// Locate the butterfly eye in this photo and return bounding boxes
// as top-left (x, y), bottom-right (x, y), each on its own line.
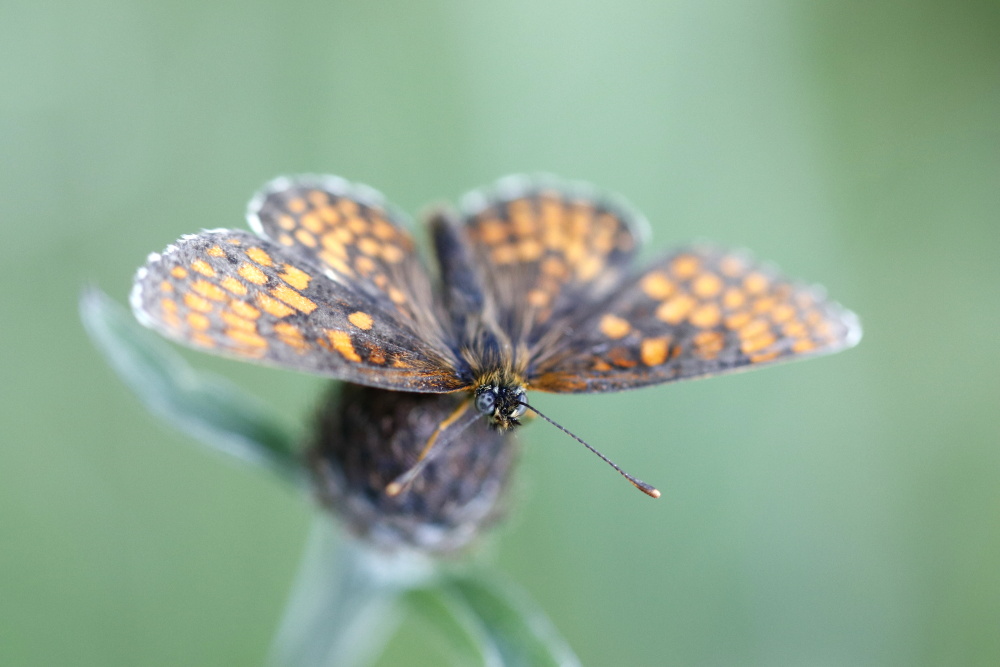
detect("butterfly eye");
top-left (475, 389), bottom-right (497, 414)
top-left (509, 402), bottom-right (527, 419)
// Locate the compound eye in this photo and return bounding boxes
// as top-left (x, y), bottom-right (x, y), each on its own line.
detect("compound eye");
top-left (475, 389), bottom-right (496, 414)
top-left (509, 401), bottom-right (527, 419)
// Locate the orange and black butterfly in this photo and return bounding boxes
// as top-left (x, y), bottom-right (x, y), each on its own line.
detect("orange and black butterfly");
top-left (132, 175), bottom-right (861, 496)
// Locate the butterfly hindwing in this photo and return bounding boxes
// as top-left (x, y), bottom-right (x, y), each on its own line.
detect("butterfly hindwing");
top-left (529, 246), bottom-right (861, 393)
top-left (130, 229), bottom-right (468, 392)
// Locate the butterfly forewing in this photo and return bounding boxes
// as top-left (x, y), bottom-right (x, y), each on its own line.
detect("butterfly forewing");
top-left (457, 176), bottom-right (646, 349)
top-left (130, 229), bottom-right (468, 392)
top-left (529, 246), bottom-right (861, 393)
top-left (247, 175), bottom-right (447, 344)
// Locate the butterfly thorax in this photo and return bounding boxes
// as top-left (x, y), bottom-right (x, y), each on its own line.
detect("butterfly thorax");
top-left (473, 371), bottom-right (528, 431)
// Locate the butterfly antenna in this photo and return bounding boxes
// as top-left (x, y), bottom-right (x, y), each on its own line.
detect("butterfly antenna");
top-left (522, 401), bottom-right (661, 499)
top-left (385, 399), bottom-right (480, 497)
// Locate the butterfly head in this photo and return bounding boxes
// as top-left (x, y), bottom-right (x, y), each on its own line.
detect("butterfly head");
top-left (474, 383), bottom-right (528, 431)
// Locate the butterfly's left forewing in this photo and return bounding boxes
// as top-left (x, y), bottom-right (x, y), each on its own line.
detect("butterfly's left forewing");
top-left (131, 230), bottom-right (468, 392)
top-left (529, 246), bottom-right (861, 393)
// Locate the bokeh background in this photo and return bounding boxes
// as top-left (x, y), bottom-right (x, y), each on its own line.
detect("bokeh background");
top-left (3, 1), bottom-right (999, 665)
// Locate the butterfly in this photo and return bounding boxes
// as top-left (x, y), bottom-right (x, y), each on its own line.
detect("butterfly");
top-left (132, 174), bottom-right (861, 496)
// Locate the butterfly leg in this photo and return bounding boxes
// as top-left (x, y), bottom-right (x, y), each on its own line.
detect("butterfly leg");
top-left (384, 397), bottom-right (477, 496)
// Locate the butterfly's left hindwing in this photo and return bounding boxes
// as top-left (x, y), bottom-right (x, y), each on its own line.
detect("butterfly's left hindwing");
top-left (528, 246), bottom-right (861, 393)
top-left (131, 230), bottom-right (469, 392)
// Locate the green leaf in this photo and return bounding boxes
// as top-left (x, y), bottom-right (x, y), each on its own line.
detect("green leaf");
top-left (407, 570), bottom-right (581, 667)
top-left (80, 286), bottom-right (305, 487)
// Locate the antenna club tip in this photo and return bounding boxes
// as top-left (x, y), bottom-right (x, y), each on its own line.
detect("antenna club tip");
top-left (384, 482), bottom-right (403, 497)
top-left (648, 488), bottom-right (662, 499)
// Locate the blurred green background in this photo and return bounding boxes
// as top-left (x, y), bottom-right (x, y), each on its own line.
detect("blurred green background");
top-left (3, 0), bottom-right (999, 665)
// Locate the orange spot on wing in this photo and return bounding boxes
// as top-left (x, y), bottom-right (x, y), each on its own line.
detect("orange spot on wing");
top-left (641, 272), bottom-right (675, 300)
top-left (739, 318), bottom-right (771, 340)
top-left (191, 280), bottom-right (227, 301)
top-left (190, 260), bottom-right (216, 277)
top-left (220, 277), bottom-right (248, 296)
top-left (599, 314), bottom-right (632, 340)
top-left (287, 198), bottom-right (307, 214)
top-left (371, 218), bottom-right (397, 241)
top-left (792, 339), bottom-right (818, 353)
top-left (183, 293), bottom-right (213, 313)
top-left (741, 331), bottom-right (777, 355)
top-left (693, 330), bottom-right (725, 359)
top-left (722, 287), bottom-right (746, 310)
top-left (300, 212), bottom-right (323, 234)
top-left (346, 217), bottom-right (368, 235)
top-left (743, 272), bottom-right (769, 295)
top-left (541, 257), bottom-right (568, 278)
top-left (355, 255), bottom-right (377, 275)
top-left (771, 303), bottom-right (796, 324)
top-left (327, 330), bottom-right (361, 362)
top-left (307, 190), bottom-right (329, 206)
top-left (186, 312), bottom-right (211, 331)
top-left (478, 219), bottom-right (507, 244)
top-left (518, 239), bottom-right (544, 262)
top-left (294, 229), bottom-right (318, 248)
top-left (278, 214), bottom-right (296, 230)
top-left (640, 337), bottom-right (670, 366)
top-left (381, 244), bottom-right (405, 263)
top-left (245, 247), bottom-right (274, 266)
top-left (364, 343), bottom-right (386, 364)
top-left (206, 245), bottom-right (226, 258)
top-left (692, 273), bottom-right (723, 298)
top-left (337, 199), bottom-right (360, 217)
top-left (689, 302), bottom-right (722, 329)
top-left (669, 254), bottom-right (701, 279)
top-left (575, 255), bottom-right (604, 281)
top-left (221, 310), bottom-right (256, 332)
top-left (279, 264), bottom-right (312, 290)
top-left (783, 321), bottom-right (808, 338)
top-left (356, 237), bottom-right (381, 257)
top-left (159, 281), bottom-right (173, 293)
top-left (491, 244), bottom-right (517, 264)
top-left (527, 289), bottom-right (549, 308)
top-left (256, 293), bottom-right (295, 318)
top-left (608, 347), bottom-right (637, 368)
top-left (725, 311), bottom-right (752, 330)
top-left (229, 300), bottom-right (261, 320)
top-left (656, 294), bottom-right (696, 325)
top-left (270, 284), bottom-right (317, 313)
top-left (238, 263), bottom-right (268, 285)
top-left (387, 287), bottom-right (407, 305)
top-left (170, 266), bottom-right (188, 279)
top-left (348, 311), bottom-right (374, 330)
top-left (226, 328), bottom-right (268, 348)
top-left (274, 322), bottom-right (309, 351)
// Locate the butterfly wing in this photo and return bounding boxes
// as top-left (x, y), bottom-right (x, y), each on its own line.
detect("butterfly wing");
top-left (130, 229), bottom-right (469, 392)
top-left (528, 246), bottom-right (862, 393)
top-left (455, 176), bottom-right (646, 353)
top-left (247, 175), bottom-right (447, 341)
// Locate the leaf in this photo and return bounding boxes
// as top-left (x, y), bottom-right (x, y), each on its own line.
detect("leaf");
top-left (407, 570), bottom-right (582, 667)
top-left (80, 286), bottom-right (305, 487)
